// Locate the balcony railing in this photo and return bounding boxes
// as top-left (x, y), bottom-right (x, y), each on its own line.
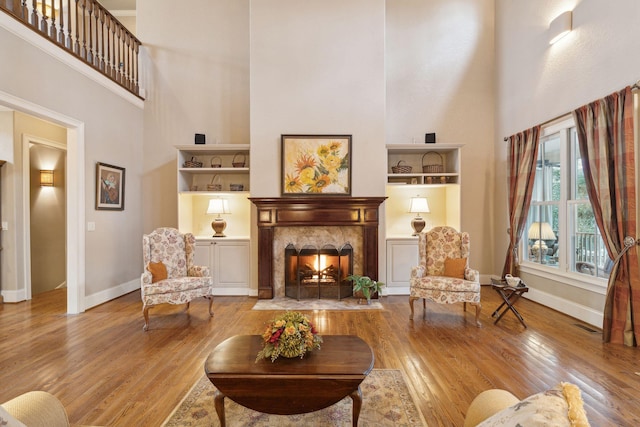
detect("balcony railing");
top-left (1, 0), bottom-right (142, 98)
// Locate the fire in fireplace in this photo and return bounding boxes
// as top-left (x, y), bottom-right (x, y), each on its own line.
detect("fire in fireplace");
top-left (284, 243), bottom-right (353, 300)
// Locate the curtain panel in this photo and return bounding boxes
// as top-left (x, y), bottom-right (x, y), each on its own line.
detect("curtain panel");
top-left (501, 127), bottom-right (541, 277)
top-left (573, 86), bottom-right (639, 346)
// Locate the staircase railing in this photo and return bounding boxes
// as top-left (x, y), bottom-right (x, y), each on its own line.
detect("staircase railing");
top-left (1, 0), bottom-right (142, 98)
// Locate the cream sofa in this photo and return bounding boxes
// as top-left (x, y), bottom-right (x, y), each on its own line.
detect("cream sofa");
top-left (1, 391), bottom-right (70, 427)
top-left (464, 383), bottom-right (590, 426)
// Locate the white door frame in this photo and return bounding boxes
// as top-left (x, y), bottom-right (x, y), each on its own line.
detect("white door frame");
top-left (21, 134), bottom-right (67, 301)
top-left (1, 90), bottom-right (86, 314)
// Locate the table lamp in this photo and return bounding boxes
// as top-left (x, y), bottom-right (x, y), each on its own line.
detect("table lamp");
top-left (207, 198), bottom-right (229, 237)
top-left (528, 221), bottom-right (555, 260)
top-left (409, 196), bottom-right (430, 236)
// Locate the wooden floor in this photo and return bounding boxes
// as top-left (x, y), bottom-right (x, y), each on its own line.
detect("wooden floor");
top-left (1, 287), bottom-right (639, 426)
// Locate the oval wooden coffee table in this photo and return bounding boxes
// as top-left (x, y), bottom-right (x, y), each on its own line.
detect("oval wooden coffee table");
top-left (204, 334), bottom-right (374, 426)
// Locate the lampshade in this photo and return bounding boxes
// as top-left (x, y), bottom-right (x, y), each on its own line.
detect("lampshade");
top-left (409, 197), bottom-right (430, 214)
top-left (206, 199), bottom-right (229, 215)
top-left (206, 199), bottom-right (229, 237)
top-left (409, 197), bottom-right (429, 236)
top-left (528, 222), bottom-right (556, 240)
top-left (549, 11), bottom-right (572, 45)
top-left (40, 170), bottom-right (54, 187)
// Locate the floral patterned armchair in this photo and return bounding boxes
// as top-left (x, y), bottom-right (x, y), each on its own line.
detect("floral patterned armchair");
top-left (409, 226), bottom-right (481, 326)
top-left (141, 227), bottom-right (213, 331)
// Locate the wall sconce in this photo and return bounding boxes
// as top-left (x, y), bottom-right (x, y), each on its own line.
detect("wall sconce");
top-left (207, 198), bottom-right (229, 237)
top-left (409, 196), bottom-right (430, 236)
top-left (549, 11), bottom-right (572, 45)
top-left (40, 170), bottom-right (54, 187)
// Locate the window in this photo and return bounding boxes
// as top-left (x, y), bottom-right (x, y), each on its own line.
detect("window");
top-left (523, 117), bottom-right (612, 281)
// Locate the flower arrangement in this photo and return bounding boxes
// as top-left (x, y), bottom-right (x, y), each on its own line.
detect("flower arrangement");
top-left (256, 311), bottom-right (323, 362)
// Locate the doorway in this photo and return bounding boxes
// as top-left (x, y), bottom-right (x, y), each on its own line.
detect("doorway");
top-left (26, 137), bottom-right (67, 297)
top-left (0, 89), bottom-right (85, 314)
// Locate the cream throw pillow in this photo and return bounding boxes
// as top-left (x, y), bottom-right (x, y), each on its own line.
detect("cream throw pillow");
top-left (478, 382), bottom-right (590, 426)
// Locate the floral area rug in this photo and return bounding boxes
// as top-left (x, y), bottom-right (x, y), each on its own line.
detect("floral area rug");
top-left (162, 369), bottom-right (427, 426)
top-left (252, 297), bottom-right (383, 311)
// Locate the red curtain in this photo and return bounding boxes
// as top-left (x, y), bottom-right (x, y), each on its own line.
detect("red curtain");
top-left (501, 127), bottom-right (541, 277)
top-left (573, 86), bottom-right (639, 346)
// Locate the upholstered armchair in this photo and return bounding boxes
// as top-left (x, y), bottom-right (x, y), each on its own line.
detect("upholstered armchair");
top-left (141, 227), bottom-right (213, 331)
top-left (409, 226), bottom-right (481, 326)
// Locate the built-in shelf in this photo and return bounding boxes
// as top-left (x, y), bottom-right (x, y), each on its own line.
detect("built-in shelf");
top-left (386, 144), bottom-right (462, 186)
top-left (177, 144), bottom-right (250, 193)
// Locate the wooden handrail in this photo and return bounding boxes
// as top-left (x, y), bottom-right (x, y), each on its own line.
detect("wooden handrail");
top-left (1, 0), bottom-right (143, 98)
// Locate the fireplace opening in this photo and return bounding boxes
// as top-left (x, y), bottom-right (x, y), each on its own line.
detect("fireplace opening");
top-left (285, 243), bottom-right (353, 300)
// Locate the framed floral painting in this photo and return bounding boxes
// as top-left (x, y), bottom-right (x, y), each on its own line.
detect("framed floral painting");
top-left (281, 134), bottom-right (352, 195)
top-left (96, 162), bottom-right (125, 210)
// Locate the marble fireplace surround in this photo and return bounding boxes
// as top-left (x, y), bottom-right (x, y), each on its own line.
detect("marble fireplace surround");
top-left (249, 197), bottom-right (387, 299)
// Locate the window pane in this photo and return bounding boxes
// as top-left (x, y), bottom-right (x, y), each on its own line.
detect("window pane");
top-left (573, 129), bottom-right (589, 200)
top-left (525, 205), bottom-right (559, 267)
top-left (570, 201), bottom-right (611, 277)
top-left (533, 134), bottom-right (561, 203)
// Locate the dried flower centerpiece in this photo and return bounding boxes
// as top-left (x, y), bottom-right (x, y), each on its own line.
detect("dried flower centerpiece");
top-left (256, 311), bottom-right (323, 362)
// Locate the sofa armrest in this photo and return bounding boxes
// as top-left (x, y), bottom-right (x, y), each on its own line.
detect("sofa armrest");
top-left (188, 265), bottom-right (210, 277)
top-left (463, 389), bottom-right (519, 427)
top-left (465, 268), bottom-right (479, 283)
top-left (411, 265), bottom-right (426, 279)
top-left (2, 391), bottom-right (70, 427)
top-left (141, 271), bottom-right (152, 286)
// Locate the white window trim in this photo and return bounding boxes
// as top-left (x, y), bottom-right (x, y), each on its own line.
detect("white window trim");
top-left (520, 115), bottom-right (607, 293)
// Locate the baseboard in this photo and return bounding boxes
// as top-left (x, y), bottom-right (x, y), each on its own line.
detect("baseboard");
top-left (0, 288), bottom-right (27, 303)
top-left (385, 287), bottom-right (410, 295)
top-left (524, 287), bottom-right (603, 328)
top-left (84, 279), bottom-right (140, 310)
top-left (212, 287), bottom-right (251, 296)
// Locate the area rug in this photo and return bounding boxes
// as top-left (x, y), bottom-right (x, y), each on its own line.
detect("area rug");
top-left (162, 369), bottom-right (426, 426)
top-left (252, 297), bottom-right (383, 311)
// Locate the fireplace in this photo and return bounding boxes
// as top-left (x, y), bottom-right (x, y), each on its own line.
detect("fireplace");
top-left (285, 243), bottom-right (353, 300)
top-left (249, 197), bottom-right (386, 299)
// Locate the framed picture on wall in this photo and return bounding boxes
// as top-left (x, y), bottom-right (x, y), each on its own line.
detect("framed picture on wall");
top-left (96, 162), bottom-right (125, 210)
top-left (281, 134), bottom-right (352, 195)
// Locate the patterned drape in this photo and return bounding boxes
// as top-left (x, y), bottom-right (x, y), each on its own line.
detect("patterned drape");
top-left (573, 86), bottom-right (639, 346)
top-left (501, 127), bottom-right (541, 277)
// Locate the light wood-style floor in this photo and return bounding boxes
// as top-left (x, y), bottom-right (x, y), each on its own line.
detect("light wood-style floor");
top-left (1, 287), bottom-right (639, 426)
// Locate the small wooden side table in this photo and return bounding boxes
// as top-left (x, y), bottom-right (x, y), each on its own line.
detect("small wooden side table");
top-left (490, 277), bottom-right (529, 328)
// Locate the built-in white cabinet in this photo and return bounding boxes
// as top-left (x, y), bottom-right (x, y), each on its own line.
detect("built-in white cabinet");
top-left (385, 144), bottom-right (462, 237)
top-left (385, 238), bottom-right (419, 295)
top-left (177, 144), bottom-right (250, 194)
top-left (386, 144), bottom-right (461, 186)
top-left (195, 239), bottom-right (250, 296)
top-left (176, 144), bottom-right (252, 238)
top-left (177, 145), bottom-right (252, 292)
top-left (384, 144), bottom-right (463, 295)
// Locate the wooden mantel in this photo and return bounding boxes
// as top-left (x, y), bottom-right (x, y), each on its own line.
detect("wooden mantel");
top-left (249, 197), bottom-right (387, 299)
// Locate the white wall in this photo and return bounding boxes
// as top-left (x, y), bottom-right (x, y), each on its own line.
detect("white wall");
top-left (0, 14), bottom-right (144, 308)
top-left (250, 0), bottom-right (387, 198)
top-left (137, 0), bottom-right (250, 230)
top-left (386, 0), bottom-right (496, 271)
top-left (494, 0), bottom-right (640, 323)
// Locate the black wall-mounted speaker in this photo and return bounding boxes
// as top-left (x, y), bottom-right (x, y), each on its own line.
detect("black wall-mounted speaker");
top-left (195, 133), bottom-right (205, 144)
top-left (425, 133), bottom-right (436, 144)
